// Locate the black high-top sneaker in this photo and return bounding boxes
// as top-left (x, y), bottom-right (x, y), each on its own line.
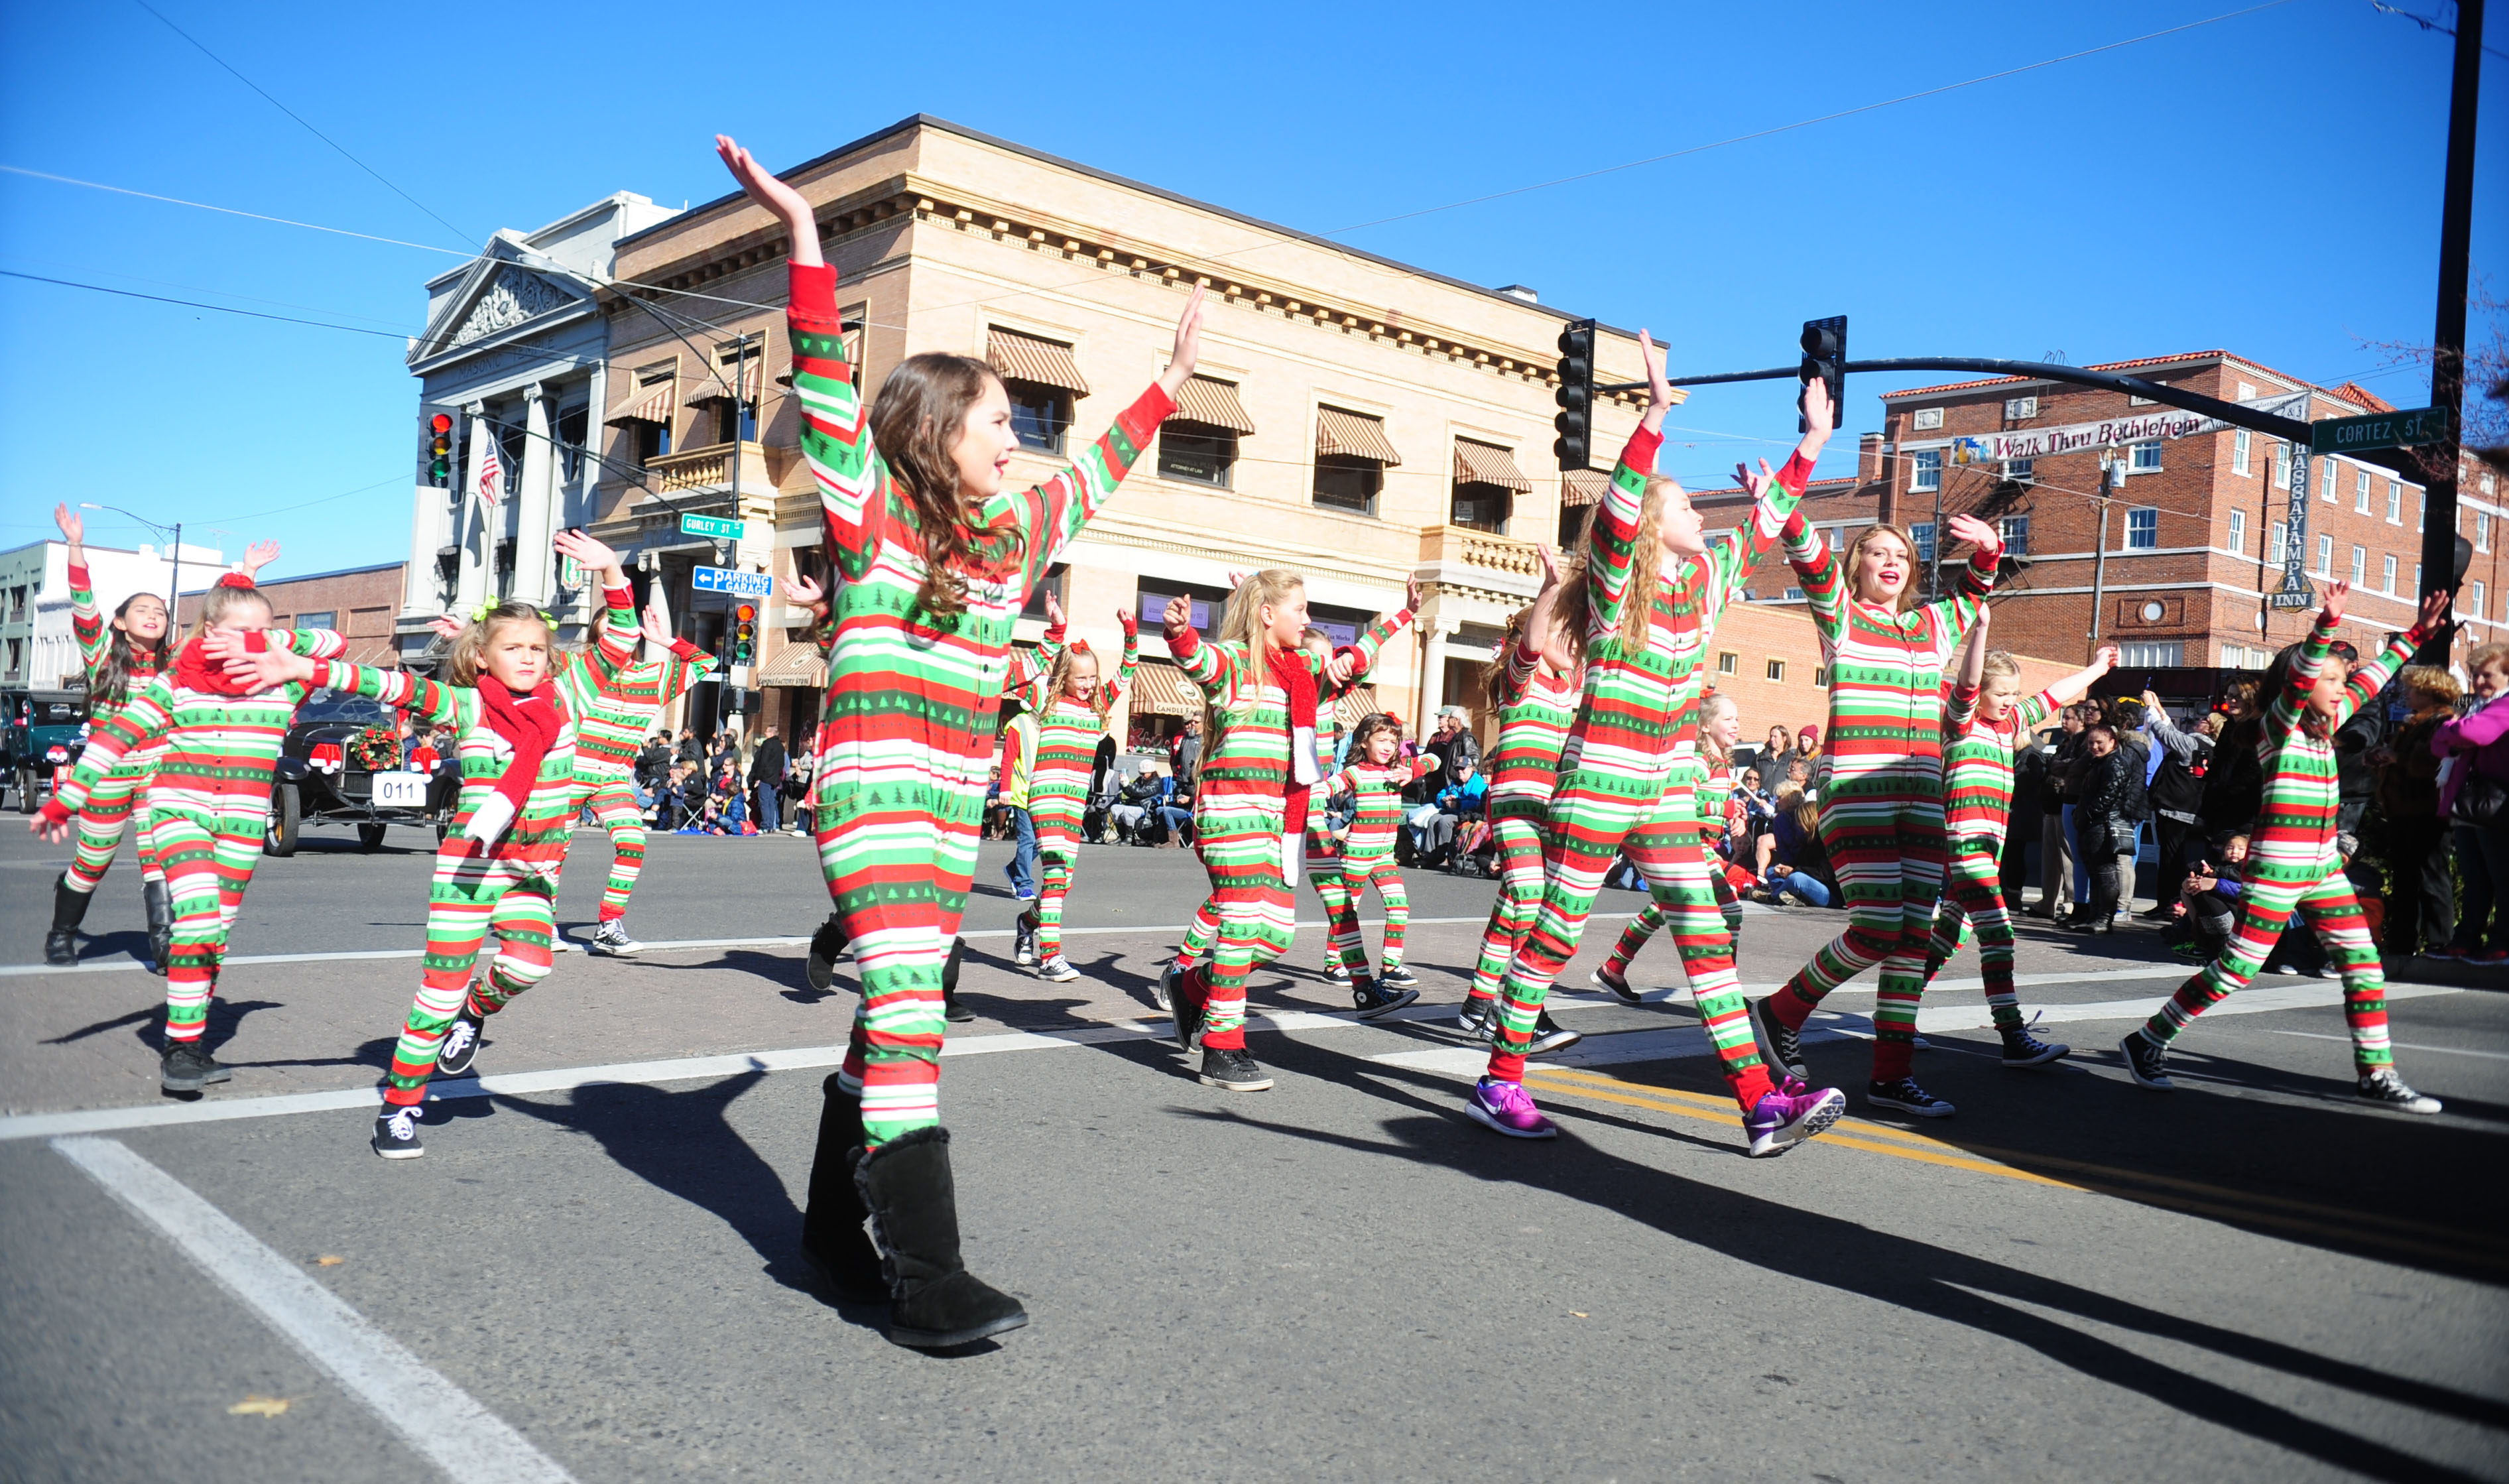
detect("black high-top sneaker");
top-left (1750, 996), bottom-right (1807, 1080)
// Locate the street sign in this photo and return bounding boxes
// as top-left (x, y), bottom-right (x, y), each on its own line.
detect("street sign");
top-left (680, 513), bottom-right (750, 542)
top-left (2309, 406), bottom-right (2449, 456)
top-left (693, 565), bottom-right (774, 598)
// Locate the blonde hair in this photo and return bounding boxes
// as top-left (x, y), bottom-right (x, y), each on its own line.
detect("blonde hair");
top-left (2400, 664), bottom-right (2461, 708)
top-left (183, 581), bottom-right (273, 647)
top-left (1981, 650), bottom-right (2024, 689)
top-left (1556, 476), bottom-right (1673, 660)
top-left (1205, 569), bottom-right (1306, 736)
top-left (1699, 692), bottom-right (1739, 765)
top-left (1048, 642), bottom-right (1112, 719)
top-left (1844, 523), bottom-right (1922, 613)
top-left (445, 602), bottom-right (552, 686)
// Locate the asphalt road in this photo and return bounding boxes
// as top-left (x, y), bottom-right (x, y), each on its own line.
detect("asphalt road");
top-left (3, 820), bottom-right (2504, 1483)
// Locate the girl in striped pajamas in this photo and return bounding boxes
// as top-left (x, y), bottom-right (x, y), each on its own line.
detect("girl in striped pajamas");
top-left (1475, 338), bottom-right (1839, 1154)
top-left (2120, 581), bottom-right (2449, 1114)
top-left (1325, 713), bottom-right (1438, 1016)
top-left (719, 137), bottom-right (1201, 1348)
top-left (1587, 690), bottom-right (1752, 999)
top-left (1916, 615), bottom-right (2114, 1071)
top-left (1005, 589), bottom-right (1138, 982)
top-left (572, 604), bottom-right (716, 956)
top-left (35, 577), bottom-right (342, 1095)
top-left (1462, 546), bottom-right (1582, 1056)
top-left (1748, 501), bottom-right (2005, 1120)
top-left (1160, 571), bottom-right (1414, 1093)
top-left (44, 507), bottom-right (280, 970)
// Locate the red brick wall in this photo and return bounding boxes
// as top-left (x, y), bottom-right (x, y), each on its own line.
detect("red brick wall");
top-left (178, 565), bottom-right (404, 666)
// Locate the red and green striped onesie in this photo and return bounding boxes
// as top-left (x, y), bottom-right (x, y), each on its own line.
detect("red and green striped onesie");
top-left (1466, 645), bottom-right (1579, 1007)
top-left (1006, 619), bottom-right (1138, 960)
top-left (61, 562), bottom-right (170, 896)
top-left (1491, 426), bottom-right (1808, 1107)
top-left (1764, 530), bottom-right (1996, 1082)
top-left (2142, 613), bottom-right (2427, 1068)
top-left (788, 257), bottom-right (1172, 1146)
top-left (1171, 609), bottom-right (1410, 1050)
top-left (1329, 754), bottom-right (1434, 983)
top-left (1920, 681), bottom-right (2054, 1032)
top-left (1596, 755), bottom-right (1750, 983)
top-left (46, 626), bottom-right (345, 1044)
top-left (568, 623), bottom-right (713, 922)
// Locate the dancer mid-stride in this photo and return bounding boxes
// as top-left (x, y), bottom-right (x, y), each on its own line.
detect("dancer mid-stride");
top-left (1746, 481), bottom-right (2005, 1119)
top-left (1006, 588), bottom-right (1138, 983)
top-left (572, 605), bottom-right (717, 957)
top-left (1325, 713), bottom-right (1438, 1017)
top-left (1588, 689), bottom-right (1753, 998)
top-left (44, 504), bottom-right (276, 969)
top-left (2120, 581), bottom-right (2451, 1113)
top-left (717, 135), bottom-right (1203, 1347)
top-left (1474, 336), bottom-right (1839, 1153)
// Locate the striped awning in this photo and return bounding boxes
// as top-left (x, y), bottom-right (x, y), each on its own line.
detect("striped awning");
top-left (1129, 660), bottom-right (1200, 717)
top-left (692, 357), bottom-right (764, 403)
top-left (605, 377), bottom-right (677, 427)
top-left (1172, 375), bottom-right (1255, 433)
top-left (759, 642), bottom-right (827, 688)
top-left (1316, 407), bottom-right (1400, 465)
top-left (987, 328), bottom-right (1090, 395)
top-left (1561, 468), bottom-right (1613, 507)
top-left (1333, 685), bottom-right (1382, 729)
top-left (1454, 439), bottom-right (1532, 493)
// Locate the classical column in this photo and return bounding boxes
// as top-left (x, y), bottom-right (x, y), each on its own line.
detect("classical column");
top-left (513, 383), bottom-right (559, 611)
top-left (452, 404), bottom-right (492, 619)
top-left (1416, 605), bottom-right (1462, 725)
top-left (400, 480), bottom-right (448, 617)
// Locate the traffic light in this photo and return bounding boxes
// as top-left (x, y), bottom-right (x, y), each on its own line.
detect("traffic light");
top-left (1798, 316), bottom-right (1847, 434)
top-left (733, 602), bottom-right (757, 665)
top-left (428, 412), bottom-right (454, 486)
top-left (1553, 318), bottom-right (1596, 472)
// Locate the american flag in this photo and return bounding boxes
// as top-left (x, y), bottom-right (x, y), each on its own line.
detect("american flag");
top-left (476, 440), bottom-right (503, 507)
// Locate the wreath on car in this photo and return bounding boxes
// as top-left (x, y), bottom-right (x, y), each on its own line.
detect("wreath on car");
top-left (349, 726), bottom-right (402, 771)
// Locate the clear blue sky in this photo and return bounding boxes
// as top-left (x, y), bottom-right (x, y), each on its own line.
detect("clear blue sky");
top-left (2, 0), bottom-right (2499, 577)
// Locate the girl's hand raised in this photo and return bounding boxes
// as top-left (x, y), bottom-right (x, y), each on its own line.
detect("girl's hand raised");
top-left (2414, 587), bottom-right (2451, 635)
top-left (1162, 594), bottom-right (1196, 645)
top-left (1042, 587), bottom-right (1066, 630)
top-left (639, 604), bottom-right (674, 647)
top-left (53, 503), bottom-right (83, 551)
top-left (715, 135), bottom-right (821, 268)
top-left (1157, 284), bottom-right (1208, 399)
top-left (778, 573), bottom-right (826, 613)
top-left (2317, 577), bottom-right (2351, 627)
top-left (1945, 513), bottom-right (2003, 558)
top-left (1637, 330), bottom-right (1672, 432)
top-left (239, 540), bottom-right (282, 580)
top-left (1117, 604), bottom-right (1138, 639)
top-left (1733, 458), bottom-right (1777, 502)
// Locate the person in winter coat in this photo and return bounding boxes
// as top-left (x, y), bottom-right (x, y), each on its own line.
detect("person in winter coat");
top-left (2431, 642), bottom-right (2509, 963)
top-left (2071, 722), bottom-right (2140, 933)
top-left (2138, 694), bottom-right (2214, 919)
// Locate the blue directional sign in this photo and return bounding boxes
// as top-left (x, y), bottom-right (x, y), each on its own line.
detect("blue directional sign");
top-left (693, 565), bottom-right (774, 598)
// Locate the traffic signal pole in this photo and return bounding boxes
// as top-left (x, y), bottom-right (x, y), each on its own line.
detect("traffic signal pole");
top-left (2416, 0), bottom-right (2484, 662)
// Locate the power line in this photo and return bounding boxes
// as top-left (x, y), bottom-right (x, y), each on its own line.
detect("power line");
top-left (1, 253), bottom-right (420, 329)
top-left (127, 0), bottom-right (473, 246)
top-left (0, 269), bottom-right (411, 338)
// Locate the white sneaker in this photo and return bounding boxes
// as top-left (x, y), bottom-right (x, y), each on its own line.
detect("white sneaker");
top-left (586, 919), bottom-right (643, 957)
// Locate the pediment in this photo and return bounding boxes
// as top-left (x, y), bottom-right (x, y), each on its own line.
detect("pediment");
top-left (412, 251), bottom-right (591, 369)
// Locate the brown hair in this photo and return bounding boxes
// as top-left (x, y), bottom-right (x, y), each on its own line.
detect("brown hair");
top-left (1555, 476), bottom-right (1674, 660)
top-left (867, 352), bottom-right (1010, 621)
top-left (90, 589), bottom-right (173, 711)
top-left (1843, 523), bottom-right (1922, 613)
top-left (444, 602), bottom-right (552, 686)
top-left (1479, 602), bottom-right (1535, 711)
top-left (1347, 711), bottom-right (1404, 762)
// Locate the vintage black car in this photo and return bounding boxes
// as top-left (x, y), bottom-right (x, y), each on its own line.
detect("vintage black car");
top-left (2, 688), bottom-right (90, 815)
top-left (267, 687), bottom-right (456, 854)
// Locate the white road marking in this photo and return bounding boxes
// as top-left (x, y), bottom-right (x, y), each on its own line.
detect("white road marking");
top-left (0, 982), bottom-right (2464, 1144)
top-left (2270, 1030), bottom-right (2509, 1060)
top-left (52, 1135), bottom-right (578, 1484)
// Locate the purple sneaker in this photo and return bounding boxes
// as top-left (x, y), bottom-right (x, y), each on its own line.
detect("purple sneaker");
top-left (1465, 1077), bottom-right (1558, 1140)
top-left (1744, 1082), bottom-right (1845, 1158)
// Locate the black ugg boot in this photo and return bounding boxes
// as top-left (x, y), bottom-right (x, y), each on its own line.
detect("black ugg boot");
top-left (142, 880), bottom-right (173, 977)
top-left (46, 875), bottom-right (90, 967)
top-left (852, 1127), bottom-right (1028, 1349)
top-left (805, 912), bottom-right (851, 992)
top-left (799, 1074), bottom-right (887, 1302)
top-left (942, 936), bottom-right (974, 1023)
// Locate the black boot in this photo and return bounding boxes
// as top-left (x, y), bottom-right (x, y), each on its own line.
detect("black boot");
top-left (852, 1126), bottom-right (1028, 1349)
top-left (941, 936), bottom-right (974, 1023)
top-left (47, 875), bottom-right (90, 967)
top-left (799, 1075), bottom-right (887, 1302)
top-left (805, 912), bottom-right (850, 992)
top-left (142, 879), bottom-right (173, 977)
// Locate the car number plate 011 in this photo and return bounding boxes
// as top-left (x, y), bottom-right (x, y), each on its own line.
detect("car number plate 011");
top-left (372, 773), bottom-right (430, 808)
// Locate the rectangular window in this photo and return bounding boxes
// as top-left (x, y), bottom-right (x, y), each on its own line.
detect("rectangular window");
top-left (2272, 441), bottom-right (2291, 489)
top-left (2320, 459), bottom-right (2336, 502)
top-left (1912, 407), bottom-right (1943, 430)
top-left (2235, 381), bottom-right (2257, 402)
top-left (2232, 428), bottom-right (2251, 475)
top-left (2386, 481), bottom-right (2402, 523)
top-left (1812, 666), bottom-right (1829, 687)
top-left (2005, 457), bottom-right (2034, 483)
top-left (2355, 468), bottom-right (2372, 512)
top-left (1912, 522), bottom-right (1937, 566)
top-left (634, 418), bottom-right (670, 467)
top-left (1312, 456), bottom-right (1382, 515)
top-left (2351, 544), bottom-right (2367, 585)
top-left (2474, 580), bottom-right (2488, 619)
top-left (1782, 586), bottom-right (1805, 601)
top-left (1158, 422), bottom-right (1239, 489)
top-left (1765, 658), bottom-right (1786, 681)
top-left (2130, 440), bottom-right (2163, 473)
top-left (2004, 396), bottom-right (2038, 420)
top-left (555, 404), bottom-right (589, 481)
top-left (2417, 493), bottom-right (2425, 532)
top-left (2268, 521), bottom-right (2288, 564)
top-left (2382, 554), bottom-right (2398, 593)
top-left (2479, 512), bottom-right (2493, 552)
top-left (1911, 448), bottom-right (1941, 493)
top-left (2126, 508), bottom-right (2158, 550)
top-left (1717, 652), bottom-right (1739, 674)
top-left (294, 610), bottom-right (337, 631)
top-left (2316, 533), bottom-right (2333, 575)
top-left (1313, 407), bottom-right (1394, 517)
top-left (2228, 509), bottom-right (2246, 554)
top-left (1999, 515), bottom-right (2030, 556)
top-left (2121, 641), bottom-right (2184, 667)
top-left (1006, 382), bottom-right (1072, 454)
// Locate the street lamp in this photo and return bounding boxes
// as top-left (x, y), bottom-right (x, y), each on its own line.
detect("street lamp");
top-left (80, 502), bottom-right (185, 613)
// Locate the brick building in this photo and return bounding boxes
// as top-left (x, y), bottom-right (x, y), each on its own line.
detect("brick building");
top-left (180, 562), bottom-right (406, 667)
top-left (1695, 351), bottom-right (2508, 678)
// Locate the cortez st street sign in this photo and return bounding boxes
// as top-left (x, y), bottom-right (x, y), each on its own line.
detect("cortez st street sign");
top-left (2309, 406), bottom-right (2449, 456)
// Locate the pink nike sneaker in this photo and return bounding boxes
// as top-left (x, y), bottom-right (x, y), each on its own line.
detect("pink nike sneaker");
top-left (1465, 1077), bottom-right (1558, 1140)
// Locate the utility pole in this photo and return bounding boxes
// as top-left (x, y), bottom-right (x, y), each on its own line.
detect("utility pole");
top-left (2417, 0), bottom-right (2484, 662)
top-left (2089, 456), bottom-right (2116, 656)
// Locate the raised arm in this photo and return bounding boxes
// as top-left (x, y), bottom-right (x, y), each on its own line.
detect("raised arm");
top-left (1165, 593), bottom-right (1237, 705)
top-left (1323, 575), bottom-right (1422, 696)
top-left (1109, 605), bottom-right (1140, 699)
top-left (54, 504), bottom-right (113, 677)
top-left (1581, 332), bottom-right (1676, 647)
top-left (1709, 375), bottom-right (1834, 608)
top-left (2337, 589), bottom-right (2449, 727)
top-left (1922, 512), bottom-right (2005, 655)
top-left (556, 530), bottom-right (638, 688)
top-left (1943, 613), bottom-right (1990, 734)
top-left (2269, 582), bottom-right (2347, 743)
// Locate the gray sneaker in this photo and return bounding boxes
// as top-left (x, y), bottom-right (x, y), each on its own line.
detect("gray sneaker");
top-left (587, 918), bottom-right (643, 957)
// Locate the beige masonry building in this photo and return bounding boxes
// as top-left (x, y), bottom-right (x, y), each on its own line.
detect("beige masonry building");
top-left (584, 115), bottom-right (1676, 746)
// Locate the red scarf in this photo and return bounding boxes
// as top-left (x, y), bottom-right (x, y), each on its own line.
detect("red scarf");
top-left (1267, 644), bottom-right (1319, 836)
top-left (462, 678), bottom-right (566, 844)
top-left (173, 637), bottom-right (259, 698)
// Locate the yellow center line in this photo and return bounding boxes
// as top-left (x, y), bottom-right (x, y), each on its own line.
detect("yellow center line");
top-left (1522, 1068), bottom-right (2508, 1272)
